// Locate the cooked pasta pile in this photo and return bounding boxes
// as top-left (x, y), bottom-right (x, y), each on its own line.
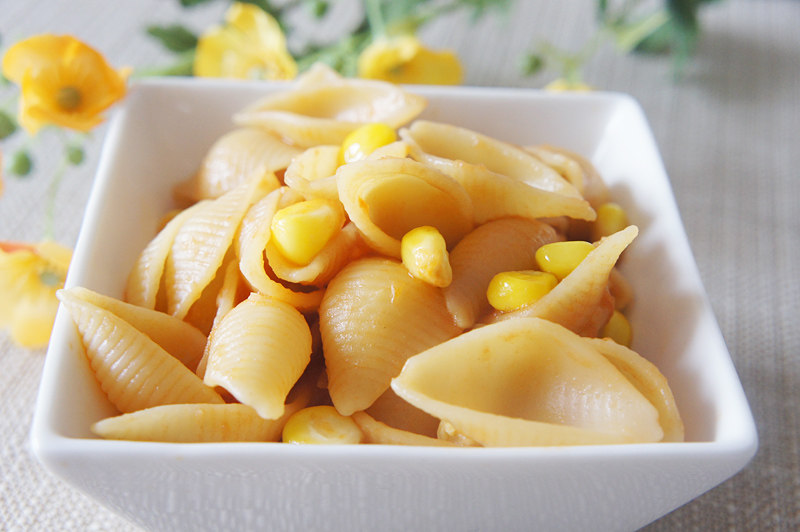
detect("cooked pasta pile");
top-left (59, 64), bottom-right (683, 446)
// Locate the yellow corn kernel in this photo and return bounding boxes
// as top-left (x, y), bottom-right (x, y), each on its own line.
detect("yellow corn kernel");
top-left (600, 310), bottom-right (633, 346)
top-left (401, 226), bottom-right (452, 287)
top-left (270, 198), bottom-right (345, 266)
top-left (592, 202), bottom-right (628, 241)
top-left (282, 405), bottom-right (363, 444)
top-left (486, 270), bottom-right (558, 312)
top-left (535, 240), bottom-right (595, 280)
top-left (338, 123), bottom-right (397, 165)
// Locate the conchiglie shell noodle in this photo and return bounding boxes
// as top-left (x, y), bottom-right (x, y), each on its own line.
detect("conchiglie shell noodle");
top-left (444, 218), bottom-right (561, 329)
top-left (57, 289), bottom-right (223, 413)
top-left (195, 259), bottom-right (250, 379)
top-left (93, 377), bottom-right (313, 443)
top-left (527, 145), bottom-right (609, 207)
top-left (337, 157), bottom-right (474, 258)
top-left (92, 402), bottom-right (294, 443)
top-left (65, 287), bottom-right (207, 372)
top-left (391, 318), bottom-right (664, 446)
top-left (320, 258), bottom-right (461, 416)
top-left (403, 121), bottom-right (582, 197)
top-left (234, 67), bottom-right (426, 148)
top-left (175, 128), bottom-right (294, 202)
top-left (584, 337), bottom-right (684, 442)
top-left (204, 293), bottom-right (312, 420)
top-left (125, 201), bottom-right (206, 310)
top-left (283, 145), bottom-right (340, 201)
top-left (237, 187), bottom-right (325, 308)
top-left (401, 134), bottom-right (595, 224)
top-left (166, 175), bottom-right (274, 320)
top-left (487, 226), bottom-right (637, 336)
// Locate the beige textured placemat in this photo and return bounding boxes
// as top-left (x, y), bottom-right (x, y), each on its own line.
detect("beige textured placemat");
top-left (2, 1), bottom-right (798, 530)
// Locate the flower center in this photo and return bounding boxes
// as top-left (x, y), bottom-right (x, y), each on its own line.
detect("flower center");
top-left (56, 86), bottom-right (82, 111)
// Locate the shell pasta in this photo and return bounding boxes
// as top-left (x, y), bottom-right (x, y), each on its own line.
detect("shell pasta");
top-left (58, 66), bottom-right (683, 446)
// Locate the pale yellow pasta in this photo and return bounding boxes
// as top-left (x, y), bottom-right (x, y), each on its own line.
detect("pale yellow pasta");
top-left (236, 187), bottom-right (325, 308)
top-left (336, 157), bottom-right (474, 258)
top-left (443, 217), bottom-right (561, 329)
top-left (77, 77), bottom-right (687, 447)
top-left (584, 337), bottom-right (684, 442)
top-left (487, 226), bottom-right (637, 336)
top-left (365, 388), bottom-right (440, 438)
top-left (525, 145), bottom-right (585, 192)
top-left (166, 175), bottom-right (274, 319)
top-left (282, 145), bottom-right (340, 201)
top-left (234, 64), bottom-right (426, 148)
top-left (174, 127), bottom-right (293, 203)
top-left (527, 144), bottom-right (609, 207)
top-left (352, 412), bottom-right (454, 446)
top-left (437, 421), bottom-right (480, 447)
top-left (392, 317), bottom-right (663, 446)
top-left (181, 253), bottom-right (233, 335)
top-left (92, 403), bottom-right (291, 443)
top-left (365, 140), bottom-right (410, 160)
top-left (92, 376), bottom-right (314, 443)
top-left (66, 286), bottom-right (207, 372)
top-left (57, 288), bottom-right (223, 413)
top-left (195, 259), bottom-right (249, 379)
top-left (320, 257), bottom-right (461, 416)
top-left (125, 201), bottom-right (207, 309)
top-left (402, 135), bottom-right (595, 223)
top-left (204, 293), bottom-right (312, 419)
top-left (609, 267), bottom-right (634, 310)
top-left (402, 121), bottom-right (583, 197)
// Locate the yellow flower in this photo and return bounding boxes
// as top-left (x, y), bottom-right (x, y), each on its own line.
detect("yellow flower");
top-left (357, 36), bottom-right (463, 85)
top-left (2, 35), bottom-right (129, 134)
top-left (0, 240), bottom-right (71, 348)
top-left (194, 3), bottom-right (297, 80)
top-left (544, 78), bottom-right (594, 92)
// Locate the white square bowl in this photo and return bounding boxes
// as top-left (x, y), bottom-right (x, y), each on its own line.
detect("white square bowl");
top-left (31, 79), bottom-right (757, 532)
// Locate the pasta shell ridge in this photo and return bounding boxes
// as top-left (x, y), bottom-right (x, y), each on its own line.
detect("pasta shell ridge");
top-left (402, 129), bottom-right (595, 223)
top-left (234, 66), bottom-right (426, 148)
top-left (176, 127), bottom-right (296, 202)
top-left (166, 175), bottom-right (274, 319)
top-left (391, 317), bottom-right (663, 446)
top-left (203, 293), bottom-right (312, 419)
top-left (65, 286), bottom-right (207, 372)
top-left (57, 289), bottom-right (223, 413)
top-left (320, 257), bottom-right (461, 415)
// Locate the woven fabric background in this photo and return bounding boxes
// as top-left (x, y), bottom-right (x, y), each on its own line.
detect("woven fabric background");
top-left (1, 1), bottom-right (798, 530)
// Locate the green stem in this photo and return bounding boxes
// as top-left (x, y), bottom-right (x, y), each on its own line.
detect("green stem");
top-left (364, 0), bottom-right (386, 38)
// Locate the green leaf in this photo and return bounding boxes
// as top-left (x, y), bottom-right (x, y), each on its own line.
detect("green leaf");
top-left (146, 24), bottom-right (198, 53)
top-left (306, 0), bottom-right (329, 19)
top-left (133, 50), bottom-right (196, 77)
top-left (0, 109), bottom-right (17, 140)
top-left (519, 52), bottom-right (545, 77)
top-left (9, 149), bottom-right (33, 177)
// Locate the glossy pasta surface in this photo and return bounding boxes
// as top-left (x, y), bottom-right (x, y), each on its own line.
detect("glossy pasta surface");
top-left (60, 69), bottom-right (683, 446)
